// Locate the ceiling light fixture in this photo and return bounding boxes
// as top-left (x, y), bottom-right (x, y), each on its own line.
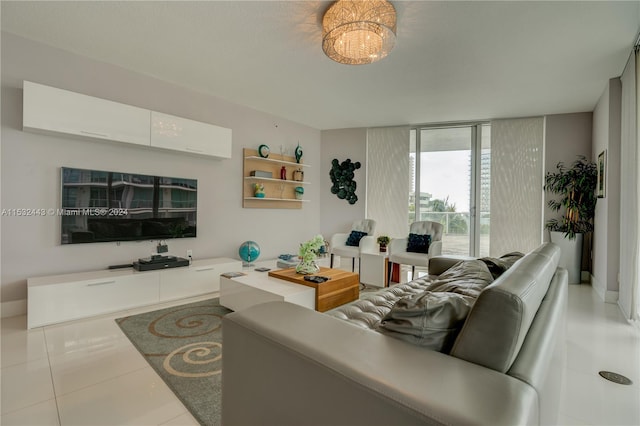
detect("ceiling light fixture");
top-left (322, 0), bottom-right (397, 65)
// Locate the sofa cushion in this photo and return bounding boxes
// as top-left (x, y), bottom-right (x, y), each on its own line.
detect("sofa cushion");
top-left (407, 233), bottom-right (431, 253)
top-left (377, 291), bottom-right (475, 352)
top-left (345, 230), bottom-right (367, 246)
top-left (326, 279), bottom-right (433, 329)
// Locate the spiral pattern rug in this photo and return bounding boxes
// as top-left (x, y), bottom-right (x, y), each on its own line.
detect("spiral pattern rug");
top-left (115, 298), bottom-right (231, 426)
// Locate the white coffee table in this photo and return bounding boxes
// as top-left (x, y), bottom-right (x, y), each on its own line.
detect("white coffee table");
top-left (220, 264), bottom-right (315, 311)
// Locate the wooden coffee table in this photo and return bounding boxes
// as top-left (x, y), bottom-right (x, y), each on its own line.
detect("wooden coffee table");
top-left (268, 267), bottom-right (359, 312)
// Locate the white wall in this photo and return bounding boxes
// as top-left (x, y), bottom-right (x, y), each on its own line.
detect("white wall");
top-left (544, 113), bottom-right (593, 232)
top-left (320, 128), bottom-right (367, 239)
top-left (1, 33), bottom-right (321, 304)
top-left (544, 112), bottom-right (594, 275)
top-left (592, 78), bottom-right (622, 302)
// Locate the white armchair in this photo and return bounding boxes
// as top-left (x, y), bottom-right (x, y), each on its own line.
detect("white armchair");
top-left (388, 220), bottom-right (444, 281)
top-left (329, 219), bottom-right (377, 272)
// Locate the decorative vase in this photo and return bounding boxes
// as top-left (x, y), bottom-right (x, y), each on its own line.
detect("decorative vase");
top-left (295, 259), bottom-right (320, 275)
top-left (293, 169), bottom-right (304, 182)
top-left (254, 183), bottom-right (265, 198)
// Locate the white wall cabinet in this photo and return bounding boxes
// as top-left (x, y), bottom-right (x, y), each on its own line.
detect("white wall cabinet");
top-left (22, 81), bottom-right (232, 159)
top-left (23, 80), bottom-right (151, 146)
top-left (27, 257), bottom-right (241, 328)
top-left (151, 112), bottom-right (232, 159)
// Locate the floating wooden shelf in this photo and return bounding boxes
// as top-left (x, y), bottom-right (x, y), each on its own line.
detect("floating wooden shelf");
top-left (245, 156), bottom-right (311, 167)
top-left (244, 176), bottom-right (310, 185)
top-left (243, 148), bottom-right (310, 209)
top-left (243, 197), bottom-right (309, 202)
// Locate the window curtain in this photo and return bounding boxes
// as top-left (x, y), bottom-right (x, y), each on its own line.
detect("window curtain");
top-left (619, 48), bottom-right (639, 322)
top-left (366, 127), bottom-right (410, 239)
top-left (490, 118), bottom-right (544, 256)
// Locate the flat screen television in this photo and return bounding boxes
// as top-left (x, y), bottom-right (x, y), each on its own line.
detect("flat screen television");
top-left (60, 167), bottom-right (197, 244)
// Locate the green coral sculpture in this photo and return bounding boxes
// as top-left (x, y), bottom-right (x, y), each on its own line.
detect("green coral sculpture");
top-left (329, 158), bottom-right (361, 205)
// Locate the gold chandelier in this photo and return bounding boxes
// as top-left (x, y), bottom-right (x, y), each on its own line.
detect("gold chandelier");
top-left (322, 0), bottom-right (397, 65)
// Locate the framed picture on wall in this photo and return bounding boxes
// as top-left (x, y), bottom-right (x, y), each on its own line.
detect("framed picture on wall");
top-left (597, 150), bottom-right (607, 198)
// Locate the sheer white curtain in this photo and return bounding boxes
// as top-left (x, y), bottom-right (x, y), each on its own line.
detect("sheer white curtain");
top-left (619, 49), bottom-right (639, 322)
top-left (366, 127), bottom-right (410, 239)
top-left (490, 118), bottom-right (544, 256)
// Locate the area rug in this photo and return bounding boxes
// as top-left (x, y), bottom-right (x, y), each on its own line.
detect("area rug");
top-left (116, 298), bottom-right (231, 426)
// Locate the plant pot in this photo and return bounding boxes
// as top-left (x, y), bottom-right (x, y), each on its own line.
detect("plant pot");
top-left (379, 245), bottom-right (387, 253)
top-left (549, 231), bottom-right (583, 284)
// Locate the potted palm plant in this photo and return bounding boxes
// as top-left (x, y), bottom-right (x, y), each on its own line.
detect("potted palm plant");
top-left (544, 155), bottom-right (598, 283)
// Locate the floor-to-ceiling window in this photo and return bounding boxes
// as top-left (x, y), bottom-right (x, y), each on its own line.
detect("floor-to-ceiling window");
top-left (409, 123), bottom-right (490, 257)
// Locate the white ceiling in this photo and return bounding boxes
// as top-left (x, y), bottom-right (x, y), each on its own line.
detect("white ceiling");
top-left (2, 1), bottom-right (639, 130)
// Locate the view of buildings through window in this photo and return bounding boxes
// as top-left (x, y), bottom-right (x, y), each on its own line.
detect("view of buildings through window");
top-left (409, 124), bottom-right (490, 257)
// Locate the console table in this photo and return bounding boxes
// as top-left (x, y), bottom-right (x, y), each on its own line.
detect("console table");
top-left (27, 257), bottom-right (241, 329)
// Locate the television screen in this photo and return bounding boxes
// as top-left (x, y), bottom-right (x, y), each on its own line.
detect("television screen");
top-left (60, 167), bottom-right (197, 244)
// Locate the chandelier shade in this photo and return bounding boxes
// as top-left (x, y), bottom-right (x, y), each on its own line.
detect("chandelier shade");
top-left (322, 0), bottom-right (397, 65)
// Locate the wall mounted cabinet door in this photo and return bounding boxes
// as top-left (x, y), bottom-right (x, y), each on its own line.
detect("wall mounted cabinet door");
top-left (150, 111), bottom-right (232, 159)
top-left (23, 81), bottom-right (151, 146)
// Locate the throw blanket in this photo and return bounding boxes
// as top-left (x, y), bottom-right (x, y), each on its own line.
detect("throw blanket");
top-left (328, 252), bottom-right (525, 352)
top-left (376, 259), bottom-right (494, 352)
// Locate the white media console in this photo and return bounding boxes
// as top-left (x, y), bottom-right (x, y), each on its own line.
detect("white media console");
top-left (27, 257), bottom-right (242, 329)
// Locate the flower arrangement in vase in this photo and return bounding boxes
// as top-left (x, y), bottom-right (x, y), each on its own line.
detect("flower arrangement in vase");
top-left (296, 234), bottom-right (324, 274)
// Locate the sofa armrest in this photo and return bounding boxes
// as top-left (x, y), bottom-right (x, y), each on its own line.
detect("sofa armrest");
top-left (222, 302), bottom-right (538, 426)
top-left (388, 237), bottom-right (407, 255)
top-left (428, 239), bottom-right (442, 257)
top-left (359, 235), bottom-right (377, 253)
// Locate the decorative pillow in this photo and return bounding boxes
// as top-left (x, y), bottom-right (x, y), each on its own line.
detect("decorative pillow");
top-left (407, 233), bottom-right (431, 253)
top-left (345, 230), bottom-right (367, 246)
top-left (377, 291), bottom-right (474, 353)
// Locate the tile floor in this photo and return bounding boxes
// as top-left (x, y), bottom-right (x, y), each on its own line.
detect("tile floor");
top-left (1, 285), bottom-right (639, 425)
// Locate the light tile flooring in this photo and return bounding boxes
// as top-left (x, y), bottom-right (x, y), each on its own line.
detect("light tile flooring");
top-left (1, 285), bottom-right (639, 425)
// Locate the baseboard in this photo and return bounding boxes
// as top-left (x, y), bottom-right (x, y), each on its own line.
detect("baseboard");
top-left (1, 299), bottom-right (27, 318)
top-left (581, 271), bottom-right (590, 283)
top-left (589, 274), bottom-right (619, 304)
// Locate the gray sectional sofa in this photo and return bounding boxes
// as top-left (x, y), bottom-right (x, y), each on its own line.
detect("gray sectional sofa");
top-left (221, 243), bottom-right (568, 425)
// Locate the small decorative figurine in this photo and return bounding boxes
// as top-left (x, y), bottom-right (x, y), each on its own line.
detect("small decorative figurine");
top-left (258, 144), bottom-right (270, 158)
top-left (295, 143), bottom-right (303, 163)
top-left (254, 183), bottom-right (265, 198)
top-left (280, 166), bottom-right (287, 180)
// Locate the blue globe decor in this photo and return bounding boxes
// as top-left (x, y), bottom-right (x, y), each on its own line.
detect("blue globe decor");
top-left (239, 241), bottom-right (260, 266)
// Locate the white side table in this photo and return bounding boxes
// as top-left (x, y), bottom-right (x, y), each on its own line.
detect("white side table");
top-left (360, 252), bottom-right (389, 288)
